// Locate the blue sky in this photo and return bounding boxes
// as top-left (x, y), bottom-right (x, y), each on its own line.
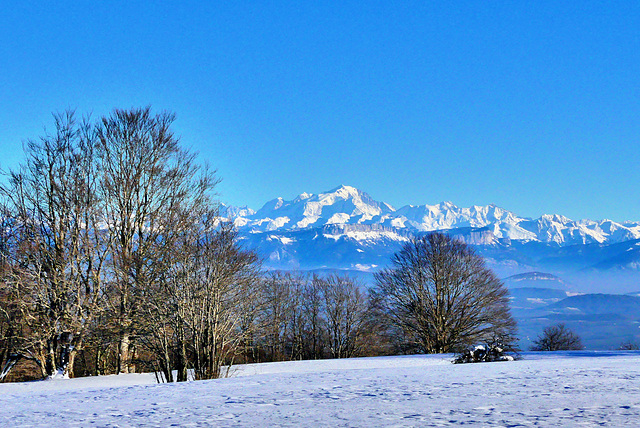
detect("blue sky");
top-left (1, 2), bottom-right (639, 221)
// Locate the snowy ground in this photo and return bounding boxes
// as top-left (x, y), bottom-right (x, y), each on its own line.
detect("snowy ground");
top-left (2, 352), bottom-right (640, 427)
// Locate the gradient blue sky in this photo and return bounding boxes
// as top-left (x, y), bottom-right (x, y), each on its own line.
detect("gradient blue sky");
top-left (1, 2), bottom-right (639, 221)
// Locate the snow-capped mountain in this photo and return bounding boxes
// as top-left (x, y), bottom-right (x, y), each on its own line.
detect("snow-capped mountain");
top-left (222, 185), bottom-right (640, 287)
top-left (224, 184), bottom-right (640, 245)
top-left (225, 185), bottom-right (395, 233)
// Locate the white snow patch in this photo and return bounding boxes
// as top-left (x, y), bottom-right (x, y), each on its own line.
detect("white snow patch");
top-left (268, 235), bottom-right (295, 245)
top-left (326, 213), bottom-right (351, 224)
top-left (353, 263), bottom-right (378, 271)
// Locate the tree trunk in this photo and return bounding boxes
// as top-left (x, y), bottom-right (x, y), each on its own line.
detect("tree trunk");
top-left (177, 338), bottom-right (188, 382)
top-left (67, 348), bottom-right (77, 378)
top-left (118, 332), bottom-right (131, 374)
top-left (35, 342), bottom-right (49, 379)
top-left (163, 346), bottom-right (173, 382)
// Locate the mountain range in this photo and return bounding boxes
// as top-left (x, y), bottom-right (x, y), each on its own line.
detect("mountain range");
top-left (223, 185), bottom-right (640, 293)
top-left (222, 186), bottom-right (640, 348)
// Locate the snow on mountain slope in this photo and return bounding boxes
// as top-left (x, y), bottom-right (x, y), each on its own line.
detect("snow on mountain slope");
top-left (587, 240), bottom-right (640, 271)
top-left (391, 202), bottom-right (527, 236)
top-left (225, 185), bottom-right (640, 246)
top-left (231, 185), bottom-right (395, 232)
top-left (224, 186), bottom-right (640, 279)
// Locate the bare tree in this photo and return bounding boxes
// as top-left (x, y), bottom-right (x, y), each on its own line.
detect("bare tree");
top-left (256, 272), bottom-right (377, 361)
top-left (0, 202), bottom-right (21, 381)
top-left (186, 221), bottom-right (261, 380)
top-left (0, 280), bottom-right (20, 381)
top-left (0, 112), bottom-right (107, 378)
top-left (530, 323), bottom-right (583, 351)
top-left (301, 275), bottom-right (326, 360)
top-left (373, 233), bottom-right (516, 354)
top-left (96, 107), bottom-right (216, 374)
top-left (0, 107), bottom-right (261, 382)
top-left (321, 275), bottom-right (368, 359)
top-left (260, 271), bottom-right (295, 361)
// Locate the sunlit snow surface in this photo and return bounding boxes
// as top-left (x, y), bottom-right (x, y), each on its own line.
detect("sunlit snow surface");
top-left (2, 352), bottom-right (640, 426)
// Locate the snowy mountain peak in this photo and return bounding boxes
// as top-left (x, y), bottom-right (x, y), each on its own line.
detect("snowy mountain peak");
top-left (232, 185), bottom-right (396, 232)
top-left (257, 197), bottom-right (285, 214)
top-left (329, 184), bottom-right (359, 194)
top-left (295, 192), bottom-right (312, 202)
top-left (540, 214), bottom-right (572, 224)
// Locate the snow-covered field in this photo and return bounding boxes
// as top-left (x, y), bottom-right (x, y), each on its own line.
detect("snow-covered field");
top-left (2, 352), bottom-right (640, 427)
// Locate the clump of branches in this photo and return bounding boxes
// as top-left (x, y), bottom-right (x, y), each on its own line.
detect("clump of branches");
top-left (453, 332), bottom-right (519, 363)
top-left (0, 112), bottom-right (108, 379)
top-left (619, 342), bottom-right (639, 351)
top-left (0, 107), bottom-right (389, 383)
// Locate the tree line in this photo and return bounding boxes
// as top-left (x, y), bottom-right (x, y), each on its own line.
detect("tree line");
top-left (0, 107), bottom-right (521, 383)
top-left (0, 108), bottom-right (383, 382)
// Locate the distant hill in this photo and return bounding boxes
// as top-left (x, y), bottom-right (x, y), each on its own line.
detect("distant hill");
top-left (514, 289), bottom-right (640, 350)
top-left (503, 271), bottom-right (574, 291)
top-left (543, 293), bottom-right (640, 318)
top-left (508, 287), bottom-right (570, 312)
